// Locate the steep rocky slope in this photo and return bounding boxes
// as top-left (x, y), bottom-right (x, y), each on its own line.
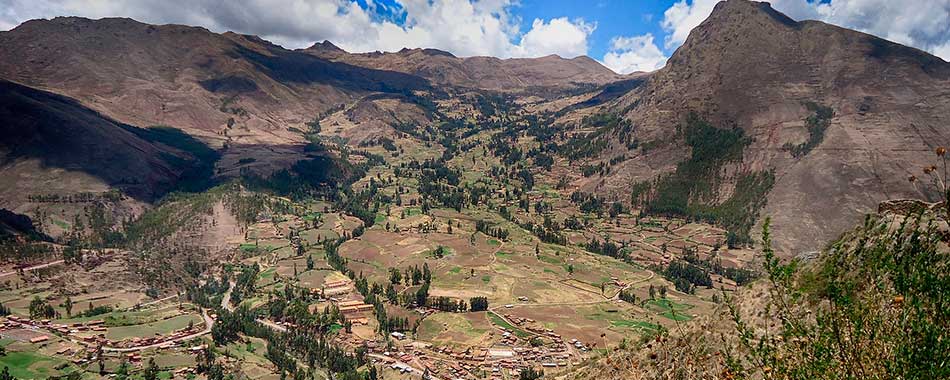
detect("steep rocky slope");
top-left (591, 0), bottom-right (950, 255)
top-left (0, 16), bottom-right (622, 204)
top-left (3, 2), bottom-right (949, 256)
top-left (0, 80), bottom-right (189, 201)
top-left (0, 79), bottom-right (218, 236)
top-left (0, 16), bottom-right (429, 148)
top-left (566, 198), bottom-right (950, 380)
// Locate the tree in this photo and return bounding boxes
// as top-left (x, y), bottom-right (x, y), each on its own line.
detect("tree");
top-left (63, 297), bottom-right (73, 318)
top-left (389, 268), bottom-right (402, 284)
top-left (520, 367), bottom-right (543, 380)
top-left (469, 297), bottom-right (489, 312)
top-left (0, 367), bottom-right (14, 380)
top-left (197, 345), bottom-right (216, 374)
top-left (115, 360), bottom-right (130, 380)
top-left (62, 240), bottom-right (82, 265)
top-left (144, 358), bottom-right (159, 380)
top-left (28, 296), bottom-right (55, 319)
top-left (415, 283), bottom-right (430, 306)
top-left (649, 285), bottom-right (656, 300)
top-left (386, 284), bottom-right (398, 303)
top-left (306, 255), bottom-right (315, 271)
top-left (96, 344), bottom-right (105, 374)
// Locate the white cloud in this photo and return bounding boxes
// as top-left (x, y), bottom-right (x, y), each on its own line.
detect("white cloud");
top-left (935, 42), bottom-right (950, 61)
top-left (658, 0), bottom-right (950, 61)
top-left (516, 17), bottom-right (595, 58)
top-left (601, 34), bottom-right (668, 74)
top-left (808, 0), bottom-right (950, 60)
top-left (0, 0), bottom-right (595, 59)
top-left (660, 0), bottom-right (718, 50)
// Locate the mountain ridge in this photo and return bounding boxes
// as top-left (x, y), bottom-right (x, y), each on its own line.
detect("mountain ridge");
top-left (583, 0), bottom-right (950, 255)
top-left (302, 39), bottom-right (622, 93)
top-left (2, 1), bottom-right (949, 255)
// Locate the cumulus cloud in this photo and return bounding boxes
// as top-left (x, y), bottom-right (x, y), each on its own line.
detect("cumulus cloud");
top-left (660, 0), bottom-right (718, 50)
top-left (659, 0), bottom-right (950, 61)
top-left (516, 17), bottom-right (595, 58)
top-left (0, 0), bottom-right (595, 58)
top-left (601, 34), bottom-right (668, 74)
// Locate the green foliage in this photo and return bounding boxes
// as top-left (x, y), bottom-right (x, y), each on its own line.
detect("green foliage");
top-left (653, 260), bottom-right (711, 294)
top-left (469, 297), bottom-right (489, 312)
top-left (723, 215), bottom-right (950, 380)
top-left (639, 114), bottom-right (774, 245)
top-left (28, 296), bottom-right (56, 319)
top-left (784, 102), bottom-right (834, 158)
top-left (649, 114), bottom-right (749, 213)
top-left (77, 305), bottom-right (113, 318)
top-left (558, 113), bottom-right (629, 161)
top-left (520, 367), bottom-right (544, 380)
top-left (120, 125), bottom-right (221, 192)
top-left (123, 183), bottom-right (269, 288)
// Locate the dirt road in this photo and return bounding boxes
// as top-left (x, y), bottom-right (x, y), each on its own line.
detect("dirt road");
top-left (0, 260), bottom-right (64, 277)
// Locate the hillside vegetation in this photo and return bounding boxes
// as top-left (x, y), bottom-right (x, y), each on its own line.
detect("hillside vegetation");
top-left (569, 200), bottom-right (950, 380)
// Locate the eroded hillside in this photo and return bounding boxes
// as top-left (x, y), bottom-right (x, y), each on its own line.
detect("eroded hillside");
top-left (1, 1), bottom-right (949, 379)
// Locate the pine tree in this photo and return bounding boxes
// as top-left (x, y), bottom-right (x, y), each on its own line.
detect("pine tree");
top-left (144, 358), bottom-right (159, 380)
top-left (115, 361), bottom-right (130, 380)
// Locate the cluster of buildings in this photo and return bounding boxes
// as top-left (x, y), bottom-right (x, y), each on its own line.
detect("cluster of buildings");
top-left (1, 313), bottom-right (203, 350)
top-left (3, 316), bottom-right (106, 346)
top-left (336, 299), bottom-right (373, 325)
top-left (322, 279), bottom-right (352, 297)
top-left (353, 317), bottom-right (585, 380)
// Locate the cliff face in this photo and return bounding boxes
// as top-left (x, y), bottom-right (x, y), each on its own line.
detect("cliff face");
top-left (598, 0), bottom-right (950, 255)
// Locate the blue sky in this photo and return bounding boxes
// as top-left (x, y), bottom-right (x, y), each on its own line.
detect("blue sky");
top-left (516, 0), bottom-right (670, 60)
top-left (1, 0), bottom-right (948, 73)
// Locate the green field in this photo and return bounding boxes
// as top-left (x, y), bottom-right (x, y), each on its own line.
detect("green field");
top-left (610, 320), bottom-right (661, 332)
top-left (646, 299), bottom-right (694, 321)
top-left (106, 314), bottom-right (202, 340)
top-left (0, 351), bottom-right (73, 379)
top-left (488, 312), bottom-right (531, 338)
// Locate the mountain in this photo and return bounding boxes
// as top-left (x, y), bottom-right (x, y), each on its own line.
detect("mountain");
top-left (0, 79), bottom-right (231, 235)
top-left (2, 1), bottom-right (948, 255)
top-left (0, 16), bottom-right (429, 148)
top-left (585, 0), bottom-right (950, 255)
top-left (568, 198), bottom-right (950, 380)
top-left (1, 3), bottom-right (949, 379)
top-left (0, 15), bottom-right (622, 184)
top-left (0, 79), bottom-right (190, 200)
top-left (303, 42), bottom-right (622, 93)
